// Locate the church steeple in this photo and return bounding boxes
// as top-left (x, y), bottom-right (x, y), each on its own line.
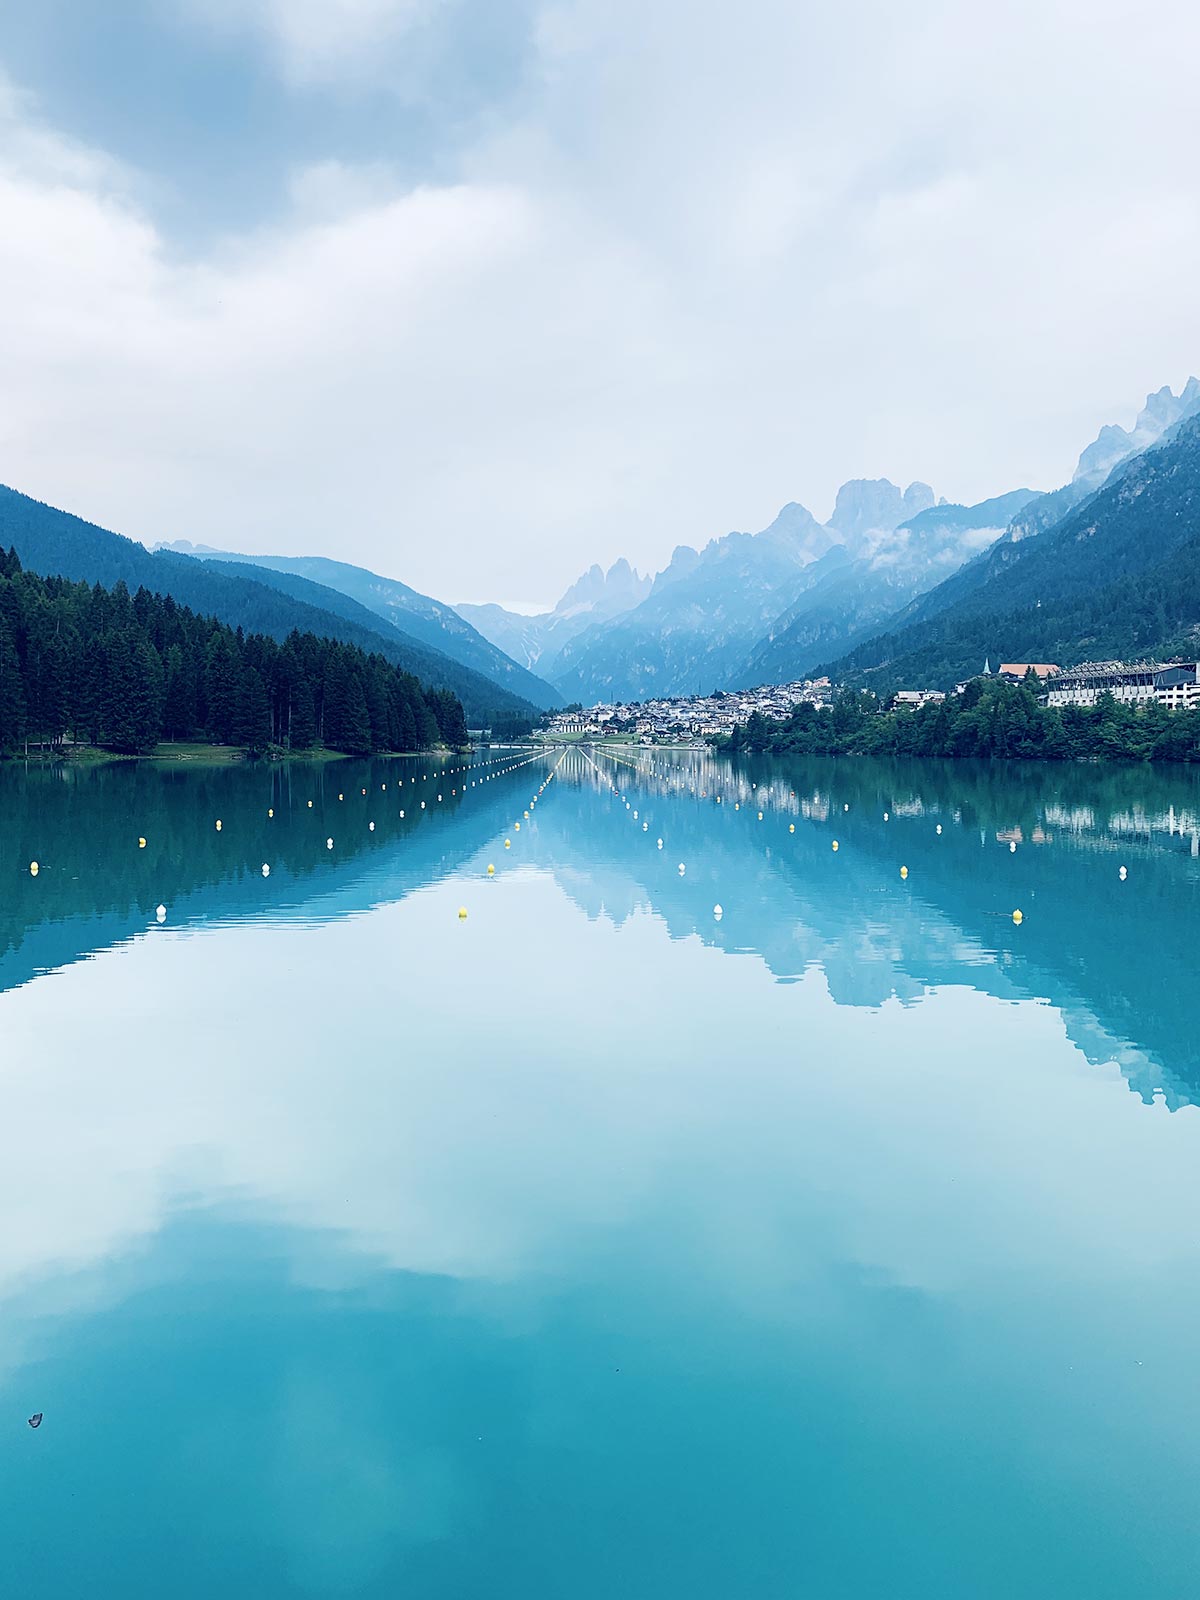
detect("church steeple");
top-left (982, 657), bottom-right (992, 675)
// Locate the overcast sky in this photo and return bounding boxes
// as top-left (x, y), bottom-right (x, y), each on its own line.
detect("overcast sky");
top-left (0, 1), bottom-right (1197, 610)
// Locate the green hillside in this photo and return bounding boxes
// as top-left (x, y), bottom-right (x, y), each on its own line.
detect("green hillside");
top-left (0, 485), bottom-right (536, 728)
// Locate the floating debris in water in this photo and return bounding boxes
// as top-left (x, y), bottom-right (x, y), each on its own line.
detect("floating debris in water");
top-left (28, 1413), bottom-right (42, 1430)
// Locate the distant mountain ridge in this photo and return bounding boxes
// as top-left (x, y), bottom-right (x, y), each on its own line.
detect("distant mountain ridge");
top-left (456, 558), bottom-right (652, 678)
top-left (158, 543), bottom-right (562, 710)
top-left (524, 477), bottom-right (1026, 703)
top-left (0, 487), bottom-right (538, 726)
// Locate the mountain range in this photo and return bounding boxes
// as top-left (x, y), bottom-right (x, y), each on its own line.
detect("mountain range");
top-left (6, 376), bottom-right (1197, 720)
top-left (455, 378), bottom-right (1200, 702)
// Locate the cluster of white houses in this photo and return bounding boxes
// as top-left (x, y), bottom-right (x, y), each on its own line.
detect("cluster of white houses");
top-left (544, 680), bottom-right (835, 742)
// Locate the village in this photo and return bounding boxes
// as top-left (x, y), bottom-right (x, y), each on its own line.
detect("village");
top-left (537, 659), bottom-right (1200, 744)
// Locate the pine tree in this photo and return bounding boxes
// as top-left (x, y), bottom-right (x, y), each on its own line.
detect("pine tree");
top-left (233, 667), bottom-right (272, 754)
top-left (0, 614), bottom-right (26, 751)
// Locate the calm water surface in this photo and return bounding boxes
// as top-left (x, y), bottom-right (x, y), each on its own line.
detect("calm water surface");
top-left (2, 747), bottom-right (1199, 1598)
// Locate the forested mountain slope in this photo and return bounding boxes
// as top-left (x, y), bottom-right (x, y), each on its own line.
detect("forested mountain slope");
top-left (820, 415), bottom-right (1200, 691)
top-left (163, 544), bottom-right (562, 710)
top-left (0, 486), bottom-right (535, 726)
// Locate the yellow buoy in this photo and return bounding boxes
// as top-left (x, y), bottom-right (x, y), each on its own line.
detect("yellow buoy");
top-left (307, 800), bottom-right (313, 808)
top-left (514, 822), bottom-right (520, 831)
top-left (1012, 909), bottom-right (1023, 924)
top-left (29, 861), bottom-right (39, 876)
top-left (215, 820), bottom-right (222, 832)
top-left (831, 840), bottom-right (839, 852)
top-left (900, 865), bottom-right (909, 879)
top-left (487, 864), bottom-right (495, 876)
top-left (458, 907), bottom-right (468, 920)
top-left (138, 836), bottom-right (146, 849)
top-left (788, 823), bottom-right (795, 833)
top-left (504, 839), bottom-right (511, 849)
top-left (268, 808), bottom-right (274, 818)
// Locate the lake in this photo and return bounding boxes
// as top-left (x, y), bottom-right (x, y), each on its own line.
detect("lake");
top-left (2, 747), bottom-right (1199, 1598)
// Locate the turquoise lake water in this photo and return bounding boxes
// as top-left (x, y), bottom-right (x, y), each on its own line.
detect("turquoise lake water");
top-left (2, 747), bottom-right (1199, 1597)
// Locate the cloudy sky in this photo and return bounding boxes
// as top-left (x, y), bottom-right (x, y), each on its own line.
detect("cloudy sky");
top-left (1, 1), bottom-right (1197, 609)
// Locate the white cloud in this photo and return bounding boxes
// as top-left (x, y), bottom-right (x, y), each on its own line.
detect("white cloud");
top-left (181, 0), bottom-right (444, 84)
top-left (1, 1), bottom-right (1199, 606)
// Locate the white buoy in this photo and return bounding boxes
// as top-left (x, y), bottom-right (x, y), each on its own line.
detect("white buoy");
top-left (29, 860), bottom-right (39, 876)
top-left (1009, 841), bottom-right (1017, 853)
top-left (156, 904), bottom-right (166, 922)
top-left (936, 824), bottom-right (942, 835)
top-left (657, 838), bottom-right (663, 848)
top-left (262, 864), bottom-right (270, 877)
top-left (326, 838), bottom-right (334, 849)
top-left (1119, 865), bottom-right (1128, 880)
top-left (369, 822), bottom-right (375, 831)
top-left (713, 903), bottom-right (723, 919)
top-left (678, 862), bottom-right (686, 874)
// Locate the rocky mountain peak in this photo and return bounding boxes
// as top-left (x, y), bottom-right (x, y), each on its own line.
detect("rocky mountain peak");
top-left (828, 479), bottom-right (935, 543)
top-left (1073, 377), bottom-right (1200, 483)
